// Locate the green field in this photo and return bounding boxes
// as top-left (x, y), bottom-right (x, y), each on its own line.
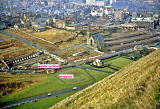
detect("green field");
top-left (1, 56), bottom-right (134, 109)
top-left (87, 69), bottom-right (110, 82)
top-left (105, 57), bottom-right (133, 68)
top-left (0, 68), bottom-right (93, 103)
top-left (11, 69), bottom-right (111, 109)
top-left (12, 91), bottom-right (77, 109)
top-left (82, 64), bottom-right (116, 72)
top-left (82, 56), bottom-right (133, 71)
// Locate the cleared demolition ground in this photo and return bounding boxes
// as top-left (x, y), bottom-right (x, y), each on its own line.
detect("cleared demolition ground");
top-left (104, 29), bottom-right (160, 51)
top-left (21, 28), bottom-right (76, 43)
top-left (0, 34), bottom-right (11, 41)
top-left (56, 46), bottom-right (100, 62)
top-left (0, 33), bottom-right (58, 71)
top-left (6, 28), bottom-right (86, 52)
top-left (0, 36), bottom-right (38, 60)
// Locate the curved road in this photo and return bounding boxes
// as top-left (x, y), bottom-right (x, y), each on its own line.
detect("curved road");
top-left (79, 66), bottom-right (114, 74)
top-left (0, 67), bottom-right (96, 109)
top-left (0, 85), bottom-right (89, 109)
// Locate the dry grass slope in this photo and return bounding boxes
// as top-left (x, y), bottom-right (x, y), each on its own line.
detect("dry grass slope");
top-left (50, 49), bottom-right (160, 109)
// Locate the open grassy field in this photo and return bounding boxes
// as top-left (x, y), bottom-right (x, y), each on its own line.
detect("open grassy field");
top-left (0, 74), bottom-right (47, 97)
top-left (11, 69), bottom-right (111, 109)
top-left (50, 49), bottom-right (160, 109)
top-left (0, 65), bottom-right (113, 109)
top-left (104, 57), bottom-right (133, 68)
top-left (87, 69), bottom-right (110, 82)
top-left (0, 68), bottom-right (93, 103)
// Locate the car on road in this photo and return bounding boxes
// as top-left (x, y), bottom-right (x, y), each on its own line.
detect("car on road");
top-left (73, 87), bottom-right (77, 90)
top-left (48, 93), bottom-right (52, 96)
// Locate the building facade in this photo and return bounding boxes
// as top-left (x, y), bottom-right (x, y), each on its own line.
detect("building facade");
top-left (87, 32), bottom-right (105, 51)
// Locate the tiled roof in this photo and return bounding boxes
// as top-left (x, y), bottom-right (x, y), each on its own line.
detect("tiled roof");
top-left (92, 33), bottom-right (103, 41)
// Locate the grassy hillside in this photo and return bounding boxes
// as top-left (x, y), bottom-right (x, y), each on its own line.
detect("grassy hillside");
top-left (50, 49), bottom-right (160, 109)
top-left (0, 74), bottom-right (47, 97)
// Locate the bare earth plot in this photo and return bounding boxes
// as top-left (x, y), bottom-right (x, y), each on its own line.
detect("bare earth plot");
top-left (0, 33), bottom-right (11, 41)
top-left (0, 38), bottom-right (38, 59)
top-left (6, 29), bottom-right (86, 52)
top-left (22, 28), bottom-right (75, 43)
top-left (56, 46), bottom-right (87, 58)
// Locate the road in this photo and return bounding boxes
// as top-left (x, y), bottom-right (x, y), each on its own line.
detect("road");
top-left (0, 38), bottom-right (13, 42)
top-left (81, 67), bottom-right (96, 83)
top-left (0, 66), bottom-right (97, 109)
top-left (0, 85), bottom-right (90, 109)
top-left (79, 66), bottom-right (113, 74)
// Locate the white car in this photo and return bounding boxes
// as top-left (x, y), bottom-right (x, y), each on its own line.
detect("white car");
top-left (48, 93), bottom-right (52, 96)
top-left (73, 87), bottom-right (77, 90)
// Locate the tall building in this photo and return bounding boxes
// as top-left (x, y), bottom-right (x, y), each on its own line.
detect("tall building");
top-left (108, 0), bottom-right (116, 5)
top-left (86, 0), bottom-right (117, 6)
top-left (86, 0), bottom-right (105, 6)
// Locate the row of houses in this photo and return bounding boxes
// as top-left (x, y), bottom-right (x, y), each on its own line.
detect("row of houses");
top-left (12, 17), bottom-right (77, 32)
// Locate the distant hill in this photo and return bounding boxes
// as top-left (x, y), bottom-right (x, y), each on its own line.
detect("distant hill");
top-left (50, 49), bottom-right (160, 109)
